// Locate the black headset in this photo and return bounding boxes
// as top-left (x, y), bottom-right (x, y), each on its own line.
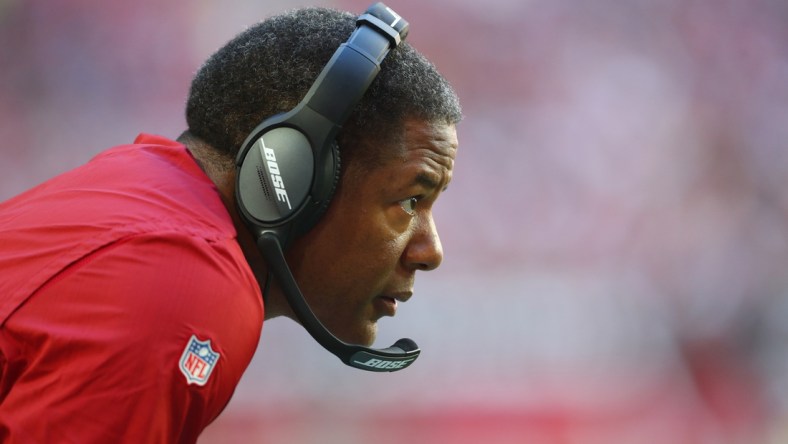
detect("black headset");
top-left (234, 3), bottom-right (420, 372)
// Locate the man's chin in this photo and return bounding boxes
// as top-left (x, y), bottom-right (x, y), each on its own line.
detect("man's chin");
top-left (291, 312), bottom-right (378, 347)
top-left (331, 321), bottom-right (378, 347)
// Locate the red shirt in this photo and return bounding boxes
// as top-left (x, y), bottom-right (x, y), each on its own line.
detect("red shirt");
top-left (0, 134), bottom-right (264, 443)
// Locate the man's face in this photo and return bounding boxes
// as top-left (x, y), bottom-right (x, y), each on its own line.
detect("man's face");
top-left (285, 118), bottom-right (458, 346)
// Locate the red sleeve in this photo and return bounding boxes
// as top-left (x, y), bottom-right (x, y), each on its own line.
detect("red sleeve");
top-left (0, 233), bottom-right (263, 443)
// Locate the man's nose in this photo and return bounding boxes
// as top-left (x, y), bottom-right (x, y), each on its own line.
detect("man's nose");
top-left (403, 213), bottom-right (443, 271)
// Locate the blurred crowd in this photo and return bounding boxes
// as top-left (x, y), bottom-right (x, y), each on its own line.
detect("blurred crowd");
top-left (1, 0), bottom-right (787, 442)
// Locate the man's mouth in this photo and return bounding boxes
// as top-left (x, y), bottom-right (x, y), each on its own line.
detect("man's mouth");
top-left (374, 291), bottom-right (412, 317)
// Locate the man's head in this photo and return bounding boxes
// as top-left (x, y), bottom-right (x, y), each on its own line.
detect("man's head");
top-left (183, 6), bottom-right (462, 347)
top-left (183, 6), bottom-right (462, 170)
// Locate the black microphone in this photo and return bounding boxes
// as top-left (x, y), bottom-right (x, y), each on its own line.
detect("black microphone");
top-left (257, 233), bottom-right (420, 372)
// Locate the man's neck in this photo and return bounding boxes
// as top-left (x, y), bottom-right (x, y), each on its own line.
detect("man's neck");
top-left (180, 134), bottom-right (292, 320)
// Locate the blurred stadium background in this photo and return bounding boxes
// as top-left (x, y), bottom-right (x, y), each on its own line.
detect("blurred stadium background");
top-left (2, 0), bottom-right (787, 442)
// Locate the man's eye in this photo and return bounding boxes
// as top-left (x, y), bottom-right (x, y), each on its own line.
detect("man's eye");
top-left (399, 197), bottom-right (418, 215)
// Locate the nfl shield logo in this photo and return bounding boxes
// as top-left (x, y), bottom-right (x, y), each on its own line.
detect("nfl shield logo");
top-left (179, 335), bottom-right (220, 386)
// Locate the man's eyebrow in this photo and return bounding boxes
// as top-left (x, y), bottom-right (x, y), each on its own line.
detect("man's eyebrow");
top-left (413, 172), bottom-right (448, 192)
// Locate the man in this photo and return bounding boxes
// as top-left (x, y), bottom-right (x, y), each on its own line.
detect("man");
top-left (0, 4), bottom-right (462, 443)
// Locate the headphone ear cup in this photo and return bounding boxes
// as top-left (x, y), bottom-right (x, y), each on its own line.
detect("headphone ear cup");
top-left (291, 139), bottom-right (340, 238)
top-left (321, 139), bottom-right (341, 216)
top-left (235, 126), bottom-right (315, 228)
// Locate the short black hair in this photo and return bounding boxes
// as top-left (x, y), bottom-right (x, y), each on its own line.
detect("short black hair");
top-left (183, 6), bottom-right (462, 168)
